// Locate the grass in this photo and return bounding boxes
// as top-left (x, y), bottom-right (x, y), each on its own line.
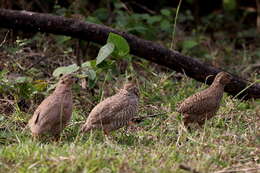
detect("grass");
top-left (0, 9), bottom-right (259, 171)
top-left (0, 70), bottom-right (259, 173)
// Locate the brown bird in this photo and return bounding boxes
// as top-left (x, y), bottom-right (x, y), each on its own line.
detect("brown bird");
top-left (28, 74), bottom-right (75, 138)
top-left (177, 72), bottom-right (232, 126)
top-left (81, 83), bottom-right (139, 135)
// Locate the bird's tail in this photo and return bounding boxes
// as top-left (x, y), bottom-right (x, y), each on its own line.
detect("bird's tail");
top-left (131, 112), bottom-right (167, 123)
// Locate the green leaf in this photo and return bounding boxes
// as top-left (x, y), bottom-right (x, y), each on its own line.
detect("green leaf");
top-left (93, 8), bottom-right (109, 21)
top-left (33, 80), bottom-right (48, 92)
top-left (161, 9), bottom-right (171, 17)
top-left (15, 76), bottom-right (32, 83)
top-left (52, 64), bottom-right (79, 77)
top-left (186, 0), bottom-right (193, 4)
top-left (88, 78), bottom-right (97, 89)
top-left (84, 69), bottom-right (96, 80)
top-left (55, 35), bottom-right (71, 45)
top-left (160, 20), bottom-right (171, 32)
top-left (127, 26), bottom-right (147, 34)
top-left (182, 40), bottom-right (198, 50)
top-left (107, 33), bottom-right (130, 56)
top-left (147, 16), bottom-right (162, 24)
top-left (82, 60), bottom-right (96, 68)
top-left (223, 0), bottom-right (236, 11)
top-left (86, 16), bottom-right (102, 24)
top-left (96, 42), bottom-right (115, 65)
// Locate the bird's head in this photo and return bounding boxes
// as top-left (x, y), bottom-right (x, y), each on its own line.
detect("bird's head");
top-left (57, 73), bottom-right (77, 89)
top-left (123, 83), bottom-right (139, 97)
top-left (213, 72), bottom-right (232, 86)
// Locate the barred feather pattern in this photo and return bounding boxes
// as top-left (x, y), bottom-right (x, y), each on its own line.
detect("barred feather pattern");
top-left (177, 72), bottom-right (231, 125)
top-left (81, 84), bottom-right (139, 133)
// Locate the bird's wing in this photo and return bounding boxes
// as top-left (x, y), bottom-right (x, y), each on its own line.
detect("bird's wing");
top-left (29, 94), bottom-right (61, 127)
top-left (111, 101), bottom-right (138, 122)
top-left (177, 90), bottom-right (218, 115)
top-left (87, 95), bottom-right (137, 126)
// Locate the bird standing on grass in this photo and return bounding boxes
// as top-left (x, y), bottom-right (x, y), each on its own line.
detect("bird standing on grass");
top-left (81, 83), bottom-right (139, 135)
top-left (28, 74), bottom-right (76, 138)
top-left (177, 72), bottom-right (232, 126)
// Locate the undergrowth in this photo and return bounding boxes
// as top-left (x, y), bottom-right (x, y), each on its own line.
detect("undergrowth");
top-left (0, 66), bottom-right (259, 172)
top-left (0, 3), bottom-right (259, 172)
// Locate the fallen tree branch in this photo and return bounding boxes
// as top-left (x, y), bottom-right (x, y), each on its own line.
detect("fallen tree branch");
top-left (0, 9), bottom-right (259, 99)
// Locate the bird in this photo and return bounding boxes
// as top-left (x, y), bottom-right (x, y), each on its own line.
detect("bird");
top-left (28, 74), bottom-right (76, 138)
top-left (176, 71), bottom-right (232, 126)
top-left (81, 82), bottom-right (139, 135)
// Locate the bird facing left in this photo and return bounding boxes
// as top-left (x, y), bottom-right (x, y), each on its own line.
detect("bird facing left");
top-left (28, 73), bottom-right (76, 138)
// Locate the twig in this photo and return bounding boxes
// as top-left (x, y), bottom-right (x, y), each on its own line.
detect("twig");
top-left (179, 164), bottom-right (200, 173)
top-left (132, 112), bottom-right (168, 123)
top-left (214, 166), bottom-right (260, 173)
top-left (241, 63), bottom-right (260, 74)
top-left (0, 30), bottom-right (9, 47)
top-left (170, 0), bottom-right (183, 49)
top-left (127, 1), bottom-right (156, 14)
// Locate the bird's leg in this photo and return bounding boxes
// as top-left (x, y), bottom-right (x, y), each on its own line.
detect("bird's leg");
top-left (198, 119), bottom-right (206, 127)
top-left (52, 134), bottom-right (61, 142)
top-left (126, 120), bottom-right (139, 133)
top-left (32, 133), bottom-right (39, 141)
top-left (196, 113), bottom-right (207, 127)
top-left (103, 129), bottom-right (110, 136)
top-left (183, 114), bottom-right (192, 126)
top-left (103, 129), bottom-right (115, 141)
top-left (198, 112), bottom-right (214, 127)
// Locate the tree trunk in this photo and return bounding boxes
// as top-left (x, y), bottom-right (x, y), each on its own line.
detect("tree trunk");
top-left (0, 9), bottom-right (259, 100)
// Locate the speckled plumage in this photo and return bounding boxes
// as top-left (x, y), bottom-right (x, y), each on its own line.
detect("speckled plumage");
top-left (81, 83), bottom-right (139, 134)
top-left (177, 72), bottom-right (231, 126)
top-left (28, 74), bottom-right (75, 137)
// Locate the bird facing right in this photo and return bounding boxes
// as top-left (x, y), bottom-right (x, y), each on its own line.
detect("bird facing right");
top-left (81, 82), bottom-right (139, 135)
top-left (177, 71), bottom-right (232, 126)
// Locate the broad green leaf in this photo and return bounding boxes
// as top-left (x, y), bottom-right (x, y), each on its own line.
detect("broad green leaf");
top-left (84, 69), bottom-right (96, 80)
top-left (160, 20), bottom-right (171, 32)
top-left (127, 26), bottom-right (147, 34)
top-left (96, 42), bottom-right (115, 65)
top-left (186, 0), bottom-right (193, 4)
top-left (223, 0), bottom-right (236, 11)
top-left (86, 16), bottom-right (102, 24)
top-left (52, 64), bottom-right (79, 77)
top-left (107, 33), bottom-right (130, 56)
top-left (82, 60), bottom-right (96, 68)
top-left (161, 9), bottom-right (171, 17)
top-left (182, 40), bottom-right (198, 50)
top-left (147, 16), bottom-right (162, 24)
top-left (93, 8), bottom-right (109, 21)
top-left (88, 78), bottom-right (96, 89)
